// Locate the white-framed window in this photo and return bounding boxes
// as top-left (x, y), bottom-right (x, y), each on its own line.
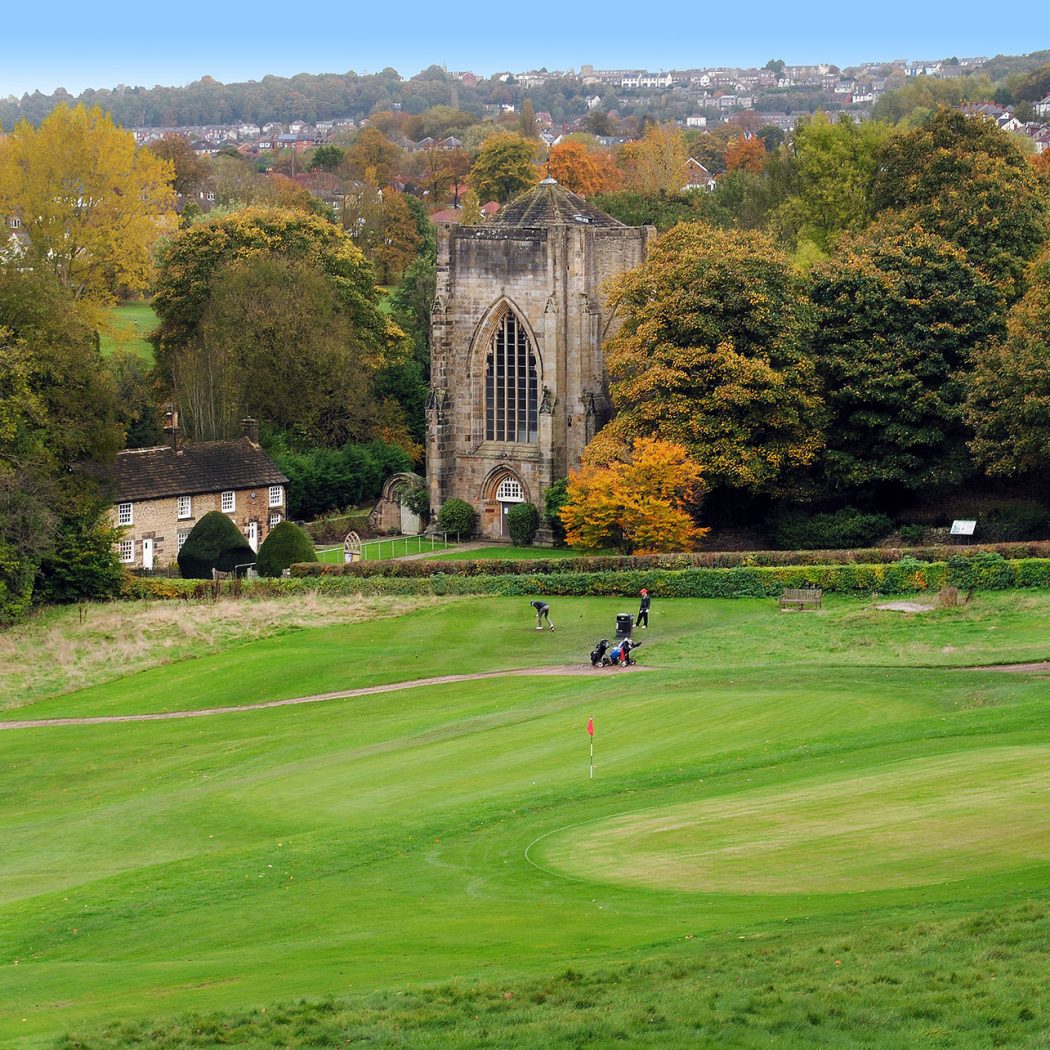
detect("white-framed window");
top-left (269, 512), bottom-right (282, 528)
top-left (177, 530), bottom-right (190, 550)
top-left (268, 484), bottom-right (284, 507)
top-left (117, 501), bottom-right (133, 526)
top-left (9, 217), bottom-right (21, 229)
top-left (221, 490), bottom-right (236, 513)
top-left (496, 478), bottom-right (524, 502)
top-left (177, 495), bottom-right (192, 519)
top-left (118, 539), bottom-right (135, 563)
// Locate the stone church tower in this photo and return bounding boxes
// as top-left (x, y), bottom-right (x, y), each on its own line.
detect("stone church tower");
top-left (427, 179), bottom-right (653, 540)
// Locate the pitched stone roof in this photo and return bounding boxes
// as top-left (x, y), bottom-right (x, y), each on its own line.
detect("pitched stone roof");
top-left (488, 178), bottom-right (625, 228)
top-left (106, 438), bottom-right (288, 502)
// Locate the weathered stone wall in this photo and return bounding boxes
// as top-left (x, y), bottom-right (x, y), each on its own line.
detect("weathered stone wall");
top-left (108, 485), bottom-right (286, 568)
top-left (427, 221), bottom-right (653, 540)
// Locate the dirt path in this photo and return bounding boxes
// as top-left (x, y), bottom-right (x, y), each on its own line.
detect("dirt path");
top-left (0, 664), bottom-right (651, 731)
top-left (394, 541), bottom-right (492, 562)
top-left (967, 661), bottom-right (1050, 674)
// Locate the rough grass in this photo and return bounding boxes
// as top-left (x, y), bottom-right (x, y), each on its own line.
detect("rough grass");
top-left (52, 900), bottom-right (1050, 1049)
top-left (0, 594), bottom-right (448, 711)
top-left (4, 592), bottom-right (1050, 1048)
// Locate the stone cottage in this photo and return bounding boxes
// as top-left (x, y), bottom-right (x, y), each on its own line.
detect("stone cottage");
top-left (426, 178), bottom-right (653, 540)
top-left (105, 421), bottom-right (288, 570)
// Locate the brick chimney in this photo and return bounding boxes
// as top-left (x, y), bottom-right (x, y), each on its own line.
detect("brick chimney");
top-left (242, 417), bottom-right (260, 444)
top-left (164, 405), bottom-right (181, 452)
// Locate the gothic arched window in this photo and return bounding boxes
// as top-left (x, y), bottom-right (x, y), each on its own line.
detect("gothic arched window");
top-left (485, 311), bottom-right (538, 443)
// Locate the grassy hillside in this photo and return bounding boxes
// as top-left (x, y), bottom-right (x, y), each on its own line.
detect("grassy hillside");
top-left (97, 300), bottom-right (157, 364)
top-left (2, 593), bottom-right (1049, 1047)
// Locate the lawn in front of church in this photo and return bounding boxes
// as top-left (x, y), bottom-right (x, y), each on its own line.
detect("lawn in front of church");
top-left (3, 592), bottom-right (1050, 1048)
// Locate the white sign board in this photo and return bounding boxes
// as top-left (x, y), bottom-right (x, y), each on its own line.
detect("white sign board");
top-left (950, 520), bottom-right (977, 536)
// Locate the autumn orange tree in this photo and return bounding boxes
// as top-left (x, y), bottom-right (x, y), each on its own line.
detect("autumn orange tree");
top-left (548, 141), bottom-right (621, 196)
top-left (724, 135), bottom-right (767, 174)
top-left (561, 437), bottom-right (708, 554)
top-left (596, 224), bottom-right (821, 494)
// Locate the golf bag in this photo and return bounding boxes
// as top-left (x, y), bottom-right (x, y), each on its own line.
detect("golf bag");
top-left (608, 637), bottom-right (642, 666)
top-left (590, 639), bottom-right (610, 666)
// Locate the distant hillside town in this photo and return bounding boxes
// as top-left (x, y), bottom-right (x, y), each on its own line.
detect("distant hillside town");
top-left (3, 50), bottom-right (1049, 138)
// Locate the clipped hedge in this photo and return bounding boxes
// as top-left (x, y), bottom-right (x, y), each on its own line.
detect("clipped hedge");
top-left (288, 556), bottom-right (1050, 599)
top-left (291, 541), bottom-right (1050, 580)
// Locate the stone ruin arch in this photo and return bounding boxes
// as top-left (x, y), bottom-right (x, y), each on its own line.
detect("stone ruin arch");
top-left (370, 471), bottom-right (425, 536)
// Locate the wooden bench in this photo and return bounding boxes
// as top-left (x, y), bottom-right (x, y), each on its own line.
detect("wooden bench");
top-left (779, 587), bottom-right (822, 611)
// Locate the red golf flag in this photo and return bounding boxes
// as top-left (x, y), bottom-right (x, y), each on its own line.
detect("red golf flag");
top-left (586, 717), bottom-right (594, 736)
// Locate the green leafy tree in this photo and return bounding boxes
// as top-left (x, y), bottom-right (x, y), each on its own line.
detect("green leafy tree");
top-left (964, 245), bottom-right (1050, 476)
top-left (871, 107), bottom-right (1047, 297)
top-left (596, 224), bottom-right (821, 494)
top-left (809, 220), bottom-right (1004, 491)
top-left (543, 478), bottom-right (569, 544)
top-left (469, 133), bottom-right (537, 203)
top-left (309, 144), bottom-right (346, 172)
top-left (0, 264), bottom-right (123, 620)
top-left (770, 112), bottom-right (889, 253)
top-left (255, 520), bottom-right (318, 577)
top-left (177, 510), bottom-right (256, 578)
top-left (152, 208), bottom-right (395, 445)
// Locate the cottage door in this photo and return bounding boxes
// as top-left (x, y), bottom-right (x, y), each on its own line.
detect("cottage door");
top-left (141, 537), bottom-right (154, 570)
top-left (247, 521), bottom-right (259, 553)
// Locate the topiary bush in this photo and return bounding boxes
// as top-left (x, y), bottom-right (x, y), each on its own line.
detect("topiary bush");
top-left (256, 520), bottom-right (317, 577)
top-left (507, 502), bottom-right (540, 546)
top-left (772, 507), bottom-right (894, 550)
top-left (177, 511), bottom-right (256, 579)
top-left (437, 498), bottom-right (476, 539)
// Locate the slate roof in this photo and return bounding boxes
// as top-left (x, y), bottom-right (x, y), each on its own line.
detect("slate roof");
top-left (488, 179), bottom-right (625, 229)
top-left (106, 438), bottom-right (288, 502)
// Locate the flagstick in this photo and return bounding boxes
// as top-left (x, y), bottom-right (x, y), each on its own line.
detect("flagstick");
top-left (589, 731), bottom-right (594, 780)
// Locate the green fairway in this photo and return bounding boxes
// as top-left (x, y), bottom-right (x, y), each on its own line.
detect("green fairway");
top-left (97, 300), bottom-right (157, 364)
top-left (3, 592), bottom-right (1050, 1047)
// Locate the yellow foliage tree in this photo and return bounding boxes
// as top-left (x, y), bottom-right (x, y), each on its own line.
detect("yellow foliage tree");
top-left (561, 437), bottom-right (708, 554)
top-left (0, 104), bottom-right (176, 306)
top-left (618, 124), bottom-right (688, 195)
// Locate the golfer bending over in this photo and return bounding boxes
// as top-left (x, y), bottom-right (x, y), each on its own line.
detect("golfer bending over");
top-left (530, 599), bottom-right (555, 631)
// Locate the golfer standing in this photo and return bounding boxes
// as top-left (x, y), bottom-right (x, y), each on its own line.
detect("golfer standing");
top-left (530, 599), bottom-right (555, 631)
top-left (637, 588), bottom-right (651, 629)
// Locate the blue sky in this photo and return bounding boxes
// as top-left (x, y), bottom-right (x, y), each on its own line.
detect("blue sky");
top-left (3, 1), bottom-right (1047, 98)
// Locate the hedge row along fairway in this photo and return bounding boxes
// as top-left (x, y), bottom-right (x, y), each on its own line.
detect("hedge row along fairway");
top-left (3, 593), bottom-right (1050, 1047)
top-left (290, 554), bottom-right (1050, 598)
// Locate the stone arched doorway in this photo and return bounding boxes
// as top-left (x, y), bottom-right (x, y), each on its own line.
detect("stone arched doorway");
top-left (481, 468), bottom-right (529, 540)
top-left (370, 472), bottom-right (425, 535)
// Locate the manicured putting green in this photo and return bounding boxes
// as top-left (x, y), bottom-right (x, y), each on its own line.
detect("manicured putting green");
top-left (536, 746), bottom-right (1050, 894)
